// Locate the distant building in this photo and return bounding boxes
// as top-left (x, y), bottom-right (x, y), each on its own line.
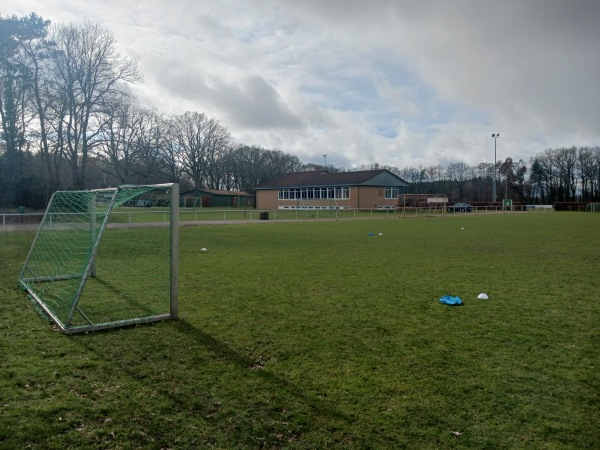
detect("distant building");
top-left (180, 189), bottom-right (255, 207)
top-left (255, 169), bottom-right (409, 210)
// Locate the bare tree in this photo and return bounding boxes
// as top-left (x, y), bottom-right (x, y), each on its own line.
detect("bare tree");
top-left (162, 133), bottom-right (186, 186)
top-left (498, 157), bottom-right (528, 201)
top-left (50, 20), bottom-right (141, 188)
top-left (219, 144), bottom-right (303, 193)
top-left (135, 109), bottom-right (170, 183)
top-left (226, 145), bottom-right (265, 192)
top-left (594, 146), bottom-right (600, 201)
top-left (170, 112), bottom-right (230, 190)
top-left (445, 162), bottom-right (470, 200)
top-left (532, 147), bottom-right (580, 202)
top-left (558, 147), bottom-right (578, 201)
top-left (202, 118), bottom-right (232, 190)
top-left (398, 166), bottom-right (423, 193)
top-left (580, 146), bottom-right (600, 201)
top-left (424, 165), bottom-right (443, 193)
top-left (95, 99), bottom-right (143, 184)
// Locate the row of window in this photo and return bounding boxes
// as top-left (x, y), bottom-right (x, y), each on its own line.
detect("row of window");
top-left (278, 187), bottom-right (350, 200)
top-left (277, 186), bottom-right (401, 200)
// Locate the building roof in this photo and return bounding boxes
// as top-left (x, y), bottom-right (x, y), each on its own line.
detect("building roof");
top-left (181, 189), bottom-right (254, 197)
top-left (256, 169), bottom-right (409, 189)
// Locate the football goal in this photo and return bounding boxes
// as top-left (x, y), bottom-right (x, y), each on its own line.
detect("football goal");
top-left (398, 194), bottom-right (448, 217)
top-left (19, 183), bottom-right (179, 334)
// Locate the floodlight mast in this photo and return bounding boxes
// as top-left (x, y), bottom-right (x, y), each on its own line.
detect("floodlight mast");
top-left (491, 133), bottom-right (500, 203)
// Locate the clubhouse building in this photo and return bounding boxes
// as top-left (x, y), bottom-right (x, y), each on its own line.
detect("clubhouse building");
top-left (255, 169), bottom-right (409, 210)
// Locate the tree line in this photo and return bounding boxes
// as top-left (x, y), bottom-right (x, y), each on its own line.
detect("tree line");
top-left (1, 13), bottom-right (599, 209)
top-left (378, 145), bottom-right (599, 204)
top-left (0, 14), bottom-right (306, 208)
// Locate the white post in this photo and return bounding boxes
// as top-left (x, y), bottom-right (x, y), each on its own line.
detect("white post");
top-left (170, 183), bottom-right (179, 319)
top-left (90, 193), bottom-right (97, 278)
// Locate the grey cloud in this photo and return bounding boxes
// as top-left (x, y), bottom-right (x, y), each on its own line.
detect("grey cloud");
top-left (278, 0), bottom-right (600, 136)
top-left (157, 68), bottom-right (303, 129)
top-left (215, 75), bottom-right (304, 129)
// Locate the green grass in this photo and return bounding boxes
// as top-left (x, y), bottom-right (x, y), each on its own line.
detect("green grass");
top-left (1, 213), bottom-right (598, 448)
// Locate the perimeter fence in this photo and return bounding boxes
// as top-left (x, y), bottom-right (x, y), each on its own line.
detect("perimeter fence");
top-left (2, 204), bottom-right (556, 232)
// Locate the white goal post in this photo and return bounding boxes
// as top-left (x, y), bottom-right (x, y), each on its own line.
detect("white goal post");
top-left (19, 183), bottom-right (179, 334)
top-left (398, 194), bottom-right (448, 217)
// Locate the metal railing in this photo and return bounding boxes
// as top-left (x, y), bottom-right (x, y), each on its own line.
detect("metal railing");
top-left (1, 212), bottom-right (45, 232)
top-left (1, 205), bottom-right (555, 232)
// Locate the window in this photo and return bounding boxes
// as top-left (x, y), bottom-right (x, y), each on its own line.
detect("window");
top-left (278, 186), bottom-right (351, 200)
top-left (385, 187), bottom-right (399, 199)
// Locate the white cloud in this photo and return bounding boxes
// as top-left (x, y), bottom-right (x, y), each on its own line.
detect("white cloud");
top-left (3, 0), bottom-right (599, 169)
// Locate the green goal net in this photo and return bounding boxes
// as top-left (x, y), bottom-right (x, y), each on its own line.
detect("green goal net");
top-left (19, 184), bottom-right (179, 334)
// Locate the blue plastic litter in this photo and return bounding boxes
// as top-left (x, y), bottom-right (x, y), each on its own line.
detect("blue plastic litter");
top-left (439, 295), bottom-right (463, 305)
top-left (367, 233), bottom-right (375, 236)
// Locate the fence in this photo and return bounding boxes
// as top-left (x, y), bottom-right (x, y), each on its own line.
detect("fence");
top-left (2, 205), bottom-right (555, 232)
top-left (2, 212), bottom-right (45, 232)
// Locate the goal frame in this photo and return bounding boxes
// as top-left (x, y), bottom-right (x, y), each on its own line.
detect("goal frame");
top-left (19, 183), bottom-right (179, 334)
top-left (398, 193), bottom-right (448, 217)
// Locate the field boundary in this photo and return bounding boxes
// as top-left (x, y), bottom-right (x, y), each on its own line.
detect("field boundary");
top-left (1, 207), bottom-right (552, 232)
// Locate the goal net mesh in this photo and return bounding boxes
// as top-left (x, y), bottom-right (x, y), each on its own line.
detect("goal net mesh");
top-left (19, 184), bottom-right (177, 334)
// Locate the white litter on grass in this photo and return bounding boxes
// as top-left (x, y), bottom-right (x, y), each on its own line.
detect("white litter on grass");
top-left (201, 248), bottom-right (208, 252)
top-left (461, 227), bottom-right (464, 230)
top-left (378, 232), bottom-right (383, 236)
top-left (477, 293), bottom-right (489, 299)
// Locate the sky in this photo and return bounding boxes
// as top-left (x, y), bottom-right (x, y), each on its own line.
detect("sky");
top-left (3, 0), bottom-right (599, 170)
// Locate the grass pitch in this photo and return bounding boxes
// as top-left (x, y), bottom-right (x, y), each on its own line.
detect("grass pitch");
top-left (1, 212), bottom-right (598, 448)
